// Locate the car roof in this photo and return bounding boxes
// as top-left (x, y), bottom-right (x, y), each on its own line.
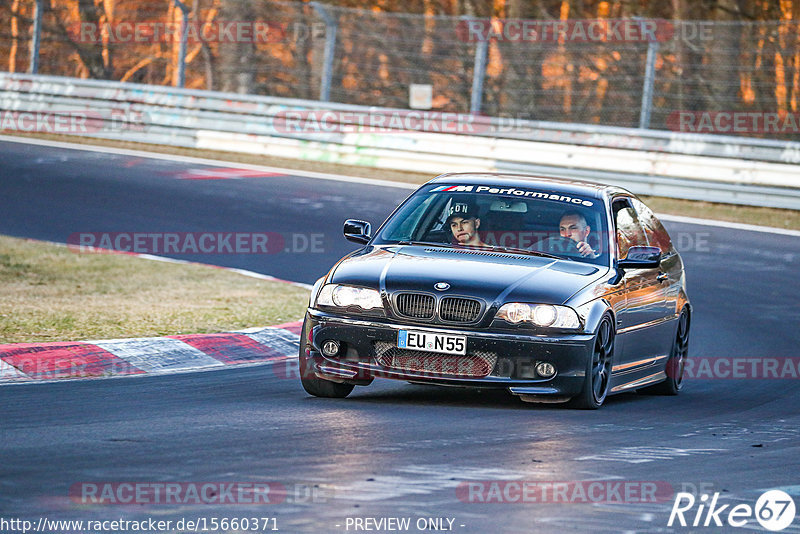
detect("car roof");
top-left (429, 172), bottom-right (628, 200)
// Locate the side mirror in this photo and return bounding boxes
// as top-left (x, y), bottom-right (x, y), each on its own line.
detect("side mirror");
top-left (618, 246), bottom-right (661, 269)
top-left (343, 219), bottom-right (372, 245)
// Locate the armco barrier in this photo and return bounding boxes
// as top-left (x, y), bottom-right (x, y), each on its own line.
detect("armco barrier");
top-left (1, 72), bottom-right (799, 209)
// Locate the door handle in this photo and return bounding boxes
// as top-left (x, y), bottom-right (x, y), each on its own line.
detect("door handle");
top-left (656, 272), bottom-right (668, 282)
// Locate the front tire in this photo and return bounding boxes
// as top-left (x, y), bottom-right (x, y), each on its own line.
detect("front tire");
top-left (298, 318), bottom-right (354, 399)
top-left (299, 368), bottom-right (355, 398)
top-left (570, 315), bottom-right (614, 409)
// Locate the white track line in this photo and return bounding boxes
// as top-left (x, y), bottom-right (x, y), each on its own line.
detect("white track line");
top-left (26, 239), bottom-right (313, 290)
top-left (0, 134), bottom-right (417, 190)
top-left (657, 214), bottom-right (800, 237)
top-left (2, 134), bottom-right (797, 236)
top-left (0, 356), bottom-right (295, 386)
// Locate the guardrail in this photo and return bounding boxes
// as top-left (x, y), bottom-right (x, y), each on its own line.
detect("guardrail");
top-left (1, 72), bottom-right (799, 210)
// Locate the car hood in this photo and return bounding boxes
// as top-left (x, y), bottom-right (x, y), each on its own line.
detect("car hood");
top-left (329, 245), bottom-right (607, 305)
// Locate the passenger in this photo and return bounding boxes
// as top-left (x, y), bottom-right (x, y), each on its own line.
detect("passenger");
top-left (559, 211), bottom-right (598, 258)
top-left (447, 201), bottom-right (487, 247)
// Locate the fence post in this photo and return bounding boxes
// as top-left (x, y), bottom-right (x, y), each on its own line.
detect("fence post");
top-left (638, 27), bottom-right (659, 129)
top-left (173, 0), bottom-right (190, 88)
top-left (29, 0), bottom-right (42, 74)
top-left (311, 2), bottom-right (337, 102)
top-left (470, 36), bottom-right (489, 114)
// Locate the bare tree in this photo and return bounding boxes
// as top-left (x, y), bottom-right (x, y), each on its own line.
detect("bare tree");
top-left (9, 0), bottom-right (20, 72)
top-left (218, 0), bottom-right (256, 94)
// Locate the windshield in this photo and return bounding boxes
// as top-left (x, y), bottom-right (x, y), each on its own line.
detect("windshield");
top-left (374, 183), bottom-right (609, 265)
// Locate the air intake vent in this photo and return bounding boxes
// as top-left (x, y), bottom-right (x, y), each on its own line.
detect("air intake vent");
top-left (374, 341), bottom-right (497, 378)
top-left (395, 293), bottom-right (435, 319)
top-left (440, 297), bottom-right (482, 322)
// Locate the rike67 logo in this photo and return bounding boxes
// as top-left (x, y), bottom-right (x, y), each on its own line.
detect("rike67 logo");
top-left (669, 490), bottom-right (796, 531)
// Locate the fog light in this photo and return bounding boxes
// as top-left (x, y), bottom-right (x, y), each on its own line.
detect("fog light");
top-left (321, 340), bottom-right (341, 357)
top-left (535, 362), bottom-right (556, 378)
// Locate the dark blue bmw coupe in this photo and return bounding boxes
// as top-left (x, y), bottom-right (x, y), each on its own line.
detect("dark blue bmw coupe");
top-left (298, 173), bottom-right (691, 409)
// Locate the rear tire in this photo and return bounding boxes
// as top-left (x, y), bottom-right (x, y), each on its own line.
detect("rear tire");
top-left (640, 309), bottom-right (690, 396)
top-left (569, 316), bottom-right (614, 410)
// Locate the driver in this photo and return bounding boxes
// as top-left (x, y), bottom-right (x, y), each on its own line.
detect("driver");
top-left (559, 211), bottom-right (598, 258)
top-left (447, 201), bottom-right (487, 247)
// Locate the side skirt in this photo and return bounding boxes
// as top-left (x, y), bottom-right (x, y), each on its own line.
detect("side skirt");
top-left (610, 370), bottom-right (667, 393)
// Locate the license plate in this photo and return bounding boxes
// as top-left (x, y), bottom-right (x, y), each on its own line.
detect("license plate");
top-left (397, 330), bottom-right (467, 355)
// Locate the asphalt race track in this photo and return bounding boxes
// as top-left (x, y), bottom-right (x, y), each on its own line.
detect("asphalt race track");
top-left (1, 139), bottom-right (799, 533)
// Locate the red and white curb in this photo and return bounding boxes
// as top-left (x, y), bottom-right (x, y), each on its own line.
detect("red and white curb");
top-left (0, 321), bottom-right (302, 384)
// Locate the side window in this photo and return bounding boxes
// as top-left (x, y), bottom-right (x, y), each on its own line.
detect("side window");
top-left (613, 200), bottom-right (649, 259)
top-left (632, 198), bottom-right (673, 253)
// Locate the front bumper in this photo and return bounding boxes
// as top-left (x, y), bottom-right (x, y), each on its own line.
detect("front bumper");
top-left (301, 309), bottom-right (595, 398)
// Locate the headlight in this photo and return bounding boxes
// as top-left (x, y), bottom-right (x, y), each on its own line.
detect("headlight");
top-left (315, 284), bottom-right (383, 310)
top-left (496, 303), bottom-right (581, 329)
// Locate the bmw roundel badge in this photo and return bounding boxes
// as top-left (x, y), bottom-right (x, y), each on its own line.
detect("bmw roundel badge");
top-left (434, 282), bottom-right (450, 291)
